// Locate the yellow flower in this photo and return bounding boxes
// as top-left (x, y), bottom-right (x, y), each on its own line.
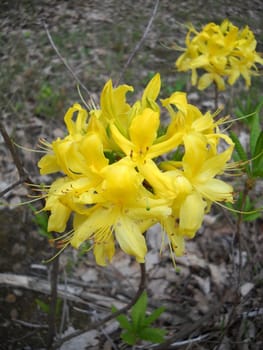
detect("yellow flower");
top-left (175, 20), bottom-right (263, 90)
top-left (139, 131), bottom-right (234, 255)
top-left (70, 159), bottom-right (171, 264)
top-left (38, 103), bottom-right (90, 176)
top-left (38, 73), bottom-right (235, 265)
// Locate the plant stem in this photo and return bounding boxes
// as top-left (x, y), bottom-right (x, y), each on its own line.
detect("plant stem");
top-left (47, 253), bottom-right (60, 349)
top-left (214, 82), bottom-right (219, 110)
top-left (235, 178), bottom-right (251, 286)
top-left (0, 120), bottom-right (32, 197)
top-left (53, 263), bottom-right (146, 349)
top-left (115, 0), bottom-right (159, 86)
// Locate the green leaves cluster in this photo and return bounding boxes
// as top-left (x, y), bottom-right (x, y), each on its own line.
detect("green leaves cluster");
top-left (29, 204), bottom-right (52, 238)
top-left (231, 101), bottom-right (263, 178)
top-left (229, 100), bottom-right (263, 221)
top-left (113, 291), bottom-right (166, 346)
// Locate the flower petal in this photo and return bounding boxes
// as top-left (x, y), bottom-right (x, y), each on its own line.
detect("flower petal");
top-left (115, 216), bottom-right (147, 263)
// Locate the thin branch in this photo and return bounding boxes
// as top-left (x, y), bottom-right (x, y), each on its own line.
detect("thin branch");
top-left (43, 22), bottom-right (92, 98)
top-left (0, 120), bottom-right (32, 197)
top-left (13, 319), bottom-right (48, 329)
top-left (47, 254), bottom-right (60, 349)
top-left (53, 263), bottom-right (146, 349)
top-left (115, 0), bottom-right (159, 86)
top-left (0, 121), bottom-right (28, 180)
top-left (153, 304), bottom-right (221, 350)
top-left (0, 179), bottom-right (26, 197)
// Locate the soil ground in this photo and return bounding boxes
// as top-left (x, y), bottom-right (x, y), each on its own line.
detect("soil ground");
top-left (0, 1), bottom-right (263, 349)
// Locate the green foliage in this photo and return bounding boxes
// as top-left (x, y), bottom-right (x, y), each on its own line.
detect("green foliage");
top-left (230, 101), bottom-right (263, 179)
top-left (29, 204), bottom-right (52, 239)
top-left (77, 241), bottom-right (92, 257)
top-left (36, 297), bottom-right (62, 316)
top-left (234, 192), bottom-right (262, 221)
top-left (228, 100), bottom-right (263, 221)
top-left (112, 291), bottom-right (166, 346)
top-left (34, 83), bottom-right (64, 118)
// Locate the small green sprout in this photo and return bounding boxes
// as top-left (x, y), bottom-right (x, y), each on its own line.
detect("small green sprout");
top-left (112, 291), bottom-right (166, 346)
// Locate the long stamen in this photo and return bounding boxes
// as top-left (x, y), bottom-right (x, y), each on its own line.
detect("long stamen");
top-left (220, 111), bottom-right (257, 126)
top-left (13, 141), bottom-right (47, 153)
top-left (94, 225), bottom-right (113, 242)
top-left (42, 241), bottom-right (70, 263)
top-left (168, 239), bottom-right (177, 269)
top-left (38, 138), bottom-right (53, 151)
top-left (76, 84), bottom-right (97, 111)
top-left (13, 195), bottom-right (47, 207)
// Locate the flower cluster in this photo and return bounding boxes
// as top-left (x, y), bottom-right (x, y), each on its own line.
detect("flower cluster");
top-left (175, 19), bottom-right (263, 90)
top-left (38, 73), bottom-right (234, 265)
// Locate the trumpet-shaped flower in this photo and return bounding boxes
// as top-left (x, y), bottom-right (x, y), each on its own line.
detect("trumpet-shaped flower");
top-left (37, 73), bottom-right (235, 265)
top-left (175, 20), bottom-right (263, 90)
top-left (70, 159), bottom-right (171, 265)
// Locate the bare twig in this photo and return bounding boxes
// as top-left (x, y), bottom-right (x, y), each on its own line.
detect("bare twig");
top-left (153, 304), bottom-right (221, 350)
top-left (13, 319), bottom-right (48, 329)
top-left (47, 254), bottom-right (60, 349)
top-left (0, 120), bottom-right (32, 197)
top-left (52, 263), bottom-right (146, 349)
top-left (59, 268), bottom-right (70, 336)
top-left (43, 22), bottom-right (92, 98)
top-left (115, 0), bottom-right (159, 86)
top-left (0, 179), bottom-right (27, 197)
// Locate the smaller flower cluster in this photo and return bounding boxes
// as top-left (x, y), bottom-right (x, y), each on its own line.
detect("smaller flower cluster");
top-left (175, 19), bottom-right (263, 90)
top-left (38, 74), bottom-right (234, 265)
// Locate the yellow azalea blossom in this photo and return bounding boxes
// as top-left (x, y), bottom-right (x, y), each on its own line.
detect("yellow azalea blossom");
top-left (37, 73), bottom-right (235, 265)
top-left (99, 79), bottom-right (133, 133)
top-left (39, 103), bottom-right (90, 176)
top-left (161, 91), bottom-right (229, 155)
top-left (162, 133), bottom-right (234, 204)
top-left (110, 106), bottom-right (182, 165)
top-left (175, 19), bottom-right (263, 90)
top-left (138, 132), bottom-right (234, 254)
top-left (70, 159), bottom-right (171, 264)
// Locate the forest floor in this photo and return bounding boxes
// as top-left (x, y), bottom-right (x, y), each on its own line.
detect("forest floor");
top-left (0, 1), bottom-right (263, 349)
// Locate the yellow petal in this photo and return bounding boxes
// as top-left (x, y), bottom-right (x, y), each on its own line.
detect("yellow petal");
top-left (100, 79), bottom-right (133, 122)
top-left (71, 207), bottom-right (116, 248)
top-left (161, 91), bottom-right (188, 115)
top-left (47, 202), bottom-right (71, 233)
top-left (141, 73), bottom-right (161, 108)
top-left (38, 154), bottom-right (60, 175)
top-left (179, 192), bottom-right (206, 237)
top-left (129, 108), bottom-right (160, 150)
top-left (94, 236), bottom-right (115, 266)
top-left (64, 104), bottom-right (88, 136)
top-left (197, 73), bottom-right (214, 90)
top-left (115, 216), bottom-right (147, 263)
top-left (80, 133), bottom-right (108, 172)
top-left (197, 178), bottom-right (233, 203)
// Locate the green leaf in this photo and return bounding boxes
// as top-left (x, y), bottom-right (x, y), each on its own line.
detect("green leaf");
top-left (229, 131), bottom-right (248, 162)
top-left (29, 204), bottom-right (51, 238)
top-left (242, 211), bottom-right (262, 222)
top-left (139, 327), bottom-right (166, 343)
top-left (131, 291), bottom-right (148, 328)
top-left (252, 132), bottom-right (263, 177)
top-left (112, 306), bottom-right (132, 331)
top-left (143, 306), bottom-right (165, 327)
top-left (121, 331), bottom-right (137, 345)
top-left (36, 298), bottom-right (49, 313)
top-left (249, 103), bottom-right (262, 155)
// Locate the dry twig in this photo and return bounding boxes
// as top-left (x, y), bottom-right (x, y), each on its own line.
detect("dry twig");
top-left (52, 263), bottom-right (146, 349)
top-left (115, 0), bottom-right (159, 86)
